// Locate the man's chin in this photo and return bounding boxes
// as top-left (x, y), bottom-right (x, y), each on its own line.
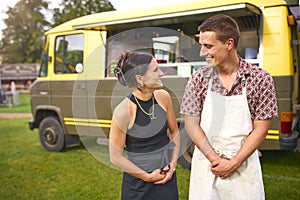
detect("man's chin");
top-left (206, 62), bottom-right (216, 67)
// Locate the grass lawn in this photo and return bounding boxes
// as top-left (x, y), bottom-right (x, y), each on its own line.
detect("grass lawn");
top-left (1, 93), bottom-right (299, 199)
top-left (260, 150), bottom-right (300, 200)
top-left (0, 92), bottom-right (31, 113)
top-left (1, 117), bottom-right (299, 199)
top-left (0, 118), bottom-right (190, 199)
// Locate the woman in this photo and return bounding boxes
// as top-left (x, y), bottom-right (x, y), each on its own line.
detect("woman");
top-left (109, 51), bottom-right (180, 200)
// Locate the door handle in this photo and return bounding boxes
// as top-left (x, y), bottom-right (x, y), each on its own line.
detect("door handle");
top-left (76, 85), bottom-right (85, 90)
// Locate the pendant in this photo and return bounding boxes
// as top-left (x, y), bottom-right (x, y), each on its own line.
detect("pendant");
top-left (150, 114), bottom-right (157, 120)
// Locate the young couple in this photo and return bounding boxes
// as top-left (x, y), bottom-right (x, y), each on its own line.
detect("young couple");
top-left (109, 14), bottom-right (278, 200)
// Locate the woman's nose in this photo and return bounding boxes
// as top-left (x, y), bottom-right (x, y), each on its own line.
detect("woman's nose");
top-left (159, 68), bottom-right (164, 77)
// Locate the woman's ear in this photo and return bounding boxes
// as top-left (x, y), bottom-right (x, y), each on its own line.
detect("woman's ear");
top-left (135, 75), bottom-right (144, 87)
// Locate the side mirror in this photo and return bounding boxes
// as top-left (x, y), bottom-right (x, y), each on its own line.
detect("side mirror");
top-left (75, 63), bottom-right (83, 73)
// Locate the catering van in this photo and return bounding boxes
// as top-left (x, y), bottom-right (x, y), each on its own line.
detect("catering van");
top-left (29, 0), bottom-right (299, 168)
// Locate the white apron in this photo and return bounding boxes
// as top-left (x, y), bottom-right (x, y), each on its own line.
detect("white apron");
top-left (189, 78), bottom-right (264, 200)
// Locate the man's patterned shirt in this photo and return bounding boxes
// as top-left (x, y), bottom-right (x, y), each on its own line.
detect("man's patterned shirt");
top-left (180, 57), bottom-right (278, 120)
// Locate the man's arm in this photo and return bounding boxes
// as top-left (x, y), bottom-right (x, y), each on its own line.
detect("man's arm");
top-left (184, 115), bottom-right (221, 163)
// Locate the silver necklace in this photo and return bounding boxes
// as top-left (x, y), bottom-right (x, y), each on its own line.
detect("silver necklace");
top-left (133, 94), bottom-right (157, 120)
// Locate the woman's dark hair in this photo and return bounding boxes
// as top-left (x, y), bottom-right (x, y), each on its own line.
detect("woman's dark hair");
top-left (198, 14), bottom-right (240, 48)
top-left (114, 51), bottom-right (153, 87)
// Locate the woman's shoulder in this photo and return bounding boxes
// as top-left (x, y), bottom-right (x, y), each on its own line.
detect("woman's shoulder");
top-left (154, 89), bottom-right (172, 112)
top-left (154, 89), bottom-right (170, 99)
top-left (113, 97), bottom-right (134, 117)
top-left (112, 97), bottom-right (136, 132)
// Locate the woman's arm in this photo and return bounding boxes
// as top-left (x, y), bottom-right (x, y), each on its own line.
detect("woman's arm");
top-left (165, 90), bottom-right (180, 170)
top-left (153, 90), bottom-right (180, 184)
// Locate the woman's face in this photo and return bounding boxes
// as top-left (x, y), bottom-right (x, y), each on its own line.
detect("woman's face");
top-left (142, 58), bottom-right (164, 89)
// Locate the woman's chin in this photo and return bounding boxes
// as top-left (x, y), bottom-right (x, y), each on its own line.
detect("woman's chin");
top-left (145, 82), bottom-right (164, 89)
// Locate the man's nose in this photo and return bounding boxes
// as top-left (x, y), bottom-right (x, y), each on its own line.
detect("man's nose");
top-left (199, 46), bottom-right (207, 57)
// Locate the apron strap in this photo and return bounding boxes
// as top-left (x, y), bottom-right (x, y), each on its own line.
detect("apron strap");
top-left (241, 75), bottom-right (247, 95)
top-left (208, 78), bottom-right (213, 91)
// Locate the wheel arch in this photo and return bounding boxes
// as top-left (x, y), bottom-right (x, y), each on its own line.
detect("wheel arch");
top-left (33, 105), bottom-right (66, 133)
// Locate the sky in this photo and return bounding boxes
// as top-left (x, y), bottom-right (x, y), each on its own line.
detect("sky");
top-left (0, 0), bottom-right (187, 39)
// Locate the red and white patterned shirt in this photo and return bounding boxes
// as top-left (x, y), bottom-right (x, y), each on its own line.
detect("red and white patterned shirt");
top-left (180, 57), bottom-right (278, 120)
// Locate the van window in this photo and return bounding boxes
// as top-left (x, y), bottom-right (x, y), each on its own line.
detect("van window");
top-left (39, 51), bottom-right (48, 77)
top-left (105, 13), bottom-right (260, 77)
top-left (106, 26), bottom-right (203, 77)
top-left (54, 34), bottom-right (84, 74)
top-left (39, 36), bottom-right (49, 77)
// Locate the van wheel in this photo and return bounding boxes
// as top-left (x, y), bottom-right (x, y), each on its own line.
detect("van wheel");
top-left (178, 128), bottom-right (194, 169)
top-left (39, 116), bottom-right (65, 152)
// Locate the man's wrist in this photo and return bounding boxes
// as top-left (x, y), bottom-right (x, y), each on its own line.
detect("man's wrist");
top-left (231, 157), bottom-right (242, 169)
top-left (206, 149), bottom-right (220, 163)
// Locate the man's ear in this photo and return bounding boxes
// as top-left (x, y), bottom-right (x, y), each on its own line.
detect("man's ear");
top-left (227, 38), bottom-right (235, 50)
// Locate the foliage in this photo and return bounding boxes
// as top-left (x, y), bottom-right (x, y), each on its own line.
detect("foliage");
top-left (0, 0), bottom-right (50, 64)
top-left (0, 0), bottom-right (115, 64)
top-left (52, 0), bottom-right (115, 27)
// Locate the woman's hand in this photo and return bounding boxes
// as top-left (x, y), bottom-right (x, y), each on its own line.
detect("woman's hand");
top-left (145, 169), bottom-right (166, 183)
top-left (154, 165), bottom-right (176, 184)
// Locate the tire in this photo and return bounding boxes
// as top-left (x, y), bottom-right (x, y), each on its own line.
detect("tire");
top-left (39, 116), bottom-right (65, 152)
top-left (279, 131), bottom-right (299, 151)
top-left (177, 128), bottom-right (194, 169)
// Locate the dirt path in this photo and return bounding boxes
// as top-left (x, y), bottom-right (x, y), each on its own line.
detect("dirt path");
top-left (0, 113), bottom-right (32, 118)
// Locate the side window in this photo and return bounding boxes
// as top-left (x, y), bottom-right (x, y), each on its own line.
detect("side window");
top-left (54, 34), bottom-right (84, 74)
top-left (39, 51), bottom-right (48, 77)
top-left (39, 37), bottom-right (48, 77)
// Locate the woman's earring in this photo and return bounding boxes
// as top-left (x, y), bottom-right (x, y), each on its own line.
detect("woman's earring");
top-left (138, 82), bottom-right (144, 88)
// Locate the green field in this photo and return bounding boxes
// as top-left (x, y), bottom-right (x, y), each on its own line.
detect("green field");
top-left (0, 92), bottom-right (31, 113)
top-left (0, 94), bottom-right (299, 199)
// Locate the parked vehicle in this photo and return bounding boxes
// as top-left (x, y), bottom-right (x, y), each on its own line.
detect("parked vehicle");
top-left (29, 0), bottom-right (299, 168)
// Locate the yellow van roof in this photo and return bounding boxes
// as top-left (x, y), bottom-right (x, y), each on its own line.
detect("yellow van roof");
top-left (46, 0), bottom-right (287, 35)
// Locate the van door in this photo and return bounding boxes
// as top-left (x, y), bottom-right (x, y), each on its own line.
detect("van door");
top-left (51, 33), bottom-right (88, 135)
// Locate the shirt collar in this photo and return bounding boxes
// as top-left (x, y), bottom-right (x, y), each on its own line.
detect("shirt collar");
top-left (237, 56), bottom-right (251, 80)
top-left (203, 56), bottom-right (252, 80)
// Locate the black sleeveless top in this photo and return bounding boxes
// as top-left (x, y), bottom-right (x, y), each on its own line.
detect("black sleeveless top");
top-left (125, 93), bottom-right (174, 172)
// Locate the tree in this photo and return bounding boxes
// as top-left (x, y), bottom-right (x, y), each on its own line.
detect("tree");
top-left (0, 0), bottom-right (50, 63)
top-left (52, 0), bottom-right (115, 27)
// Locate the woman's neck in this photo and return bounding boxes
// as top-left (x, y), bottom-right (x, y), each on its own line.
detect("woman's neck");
top-left (132, 89), bottom-right (153, 101)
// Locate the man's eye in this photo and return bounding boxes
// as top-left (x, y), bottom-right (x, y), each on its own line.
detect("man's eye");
top-left (205, 44), bottom-right (213, 49)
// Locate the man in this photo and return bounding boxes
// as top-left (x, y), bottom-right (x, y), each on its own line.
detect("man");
top-left (181, 14), bottom-right (278, 200)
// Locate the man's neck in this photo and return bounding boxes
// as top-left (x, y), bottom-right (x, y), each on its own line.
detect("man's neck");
top-left (217, 54), bottom-right (240, 92)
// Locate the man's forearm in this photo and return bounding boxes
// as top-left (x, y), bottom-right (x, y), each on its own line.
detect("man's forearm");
top-left (184, 115), bottom-right (220, 163)
top-left (232, 119), bottom-right (271, 167)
